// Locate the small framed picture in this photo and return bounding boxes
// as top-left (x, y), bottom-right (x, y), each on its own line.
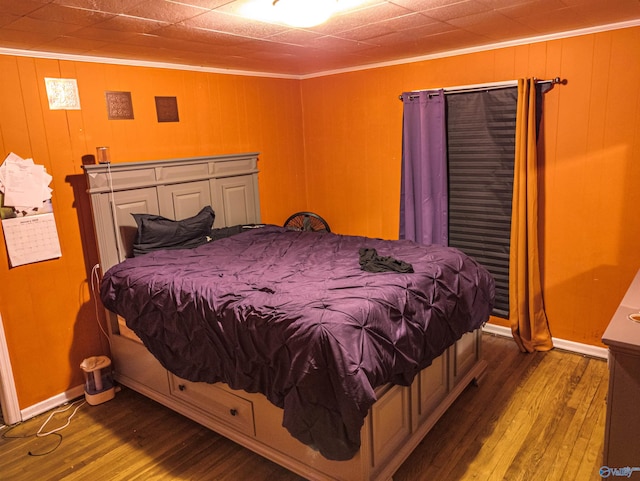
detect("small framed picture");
top-left (45, 78), bottom-right (81, 110)
top-left (105, 91), bottom-right (134, 120)
top-left (155, 96), bottom-right (179, 123)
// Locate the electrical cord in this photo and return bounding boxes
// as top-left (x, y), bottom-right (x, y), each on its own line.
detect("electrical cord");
top-left (106, 160), bottom-right (122, 261)
top-left (1, 398), bottom-right (86, 456)
top-left (36, 399), bottom-right (85, 437)
top-left (91, 263), bottom-right (111, 348)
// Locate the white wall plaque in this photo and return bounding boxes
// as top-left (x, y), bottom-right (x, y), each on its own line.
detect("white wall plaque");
top-left (44, 78), bottom-right (81, 110)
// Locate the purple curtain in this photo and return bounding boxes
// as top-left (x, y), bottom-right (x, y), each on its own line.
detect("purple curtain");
top-left (399, 90), bottom-right (448, 246)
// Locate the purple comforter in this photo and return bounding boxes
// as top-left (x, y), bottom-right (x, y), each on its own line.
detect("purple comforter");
top-left (100, 225), bottom-right (494, 460)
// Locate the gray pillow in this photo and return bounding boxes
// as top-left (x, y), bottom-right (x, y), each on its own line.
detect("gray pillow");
top-left (132, 206), bottom-right (215, 256)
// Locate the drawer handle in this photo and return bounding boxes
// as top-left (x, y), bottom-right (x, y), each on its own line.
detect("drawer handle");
top-left (229, 408), bottom-right (238, 417)
top-left (178, 384), bottom-right (186, 391)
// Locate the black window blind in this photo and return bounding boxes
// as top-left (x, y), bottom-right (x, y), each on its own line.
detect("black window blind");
top-left (446, 87), bottom-right (518, 318)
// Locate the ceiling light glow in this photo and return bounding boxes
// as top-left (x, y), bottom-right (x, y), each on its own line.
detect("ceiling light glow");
top-left (273, 0), bottom-right (333, 28)
top-left (241, 0), bottom-right (366, 28)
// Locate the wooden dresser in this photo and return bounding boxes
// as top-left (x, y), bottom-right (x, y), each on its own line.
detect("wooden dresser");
top-left (602, 268), bottom-right (640, 476)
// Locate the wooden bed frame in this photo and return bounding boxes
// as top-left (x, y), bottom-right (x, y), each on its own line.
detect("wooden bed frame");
top-left (84, 153), bottom-right (487, 481)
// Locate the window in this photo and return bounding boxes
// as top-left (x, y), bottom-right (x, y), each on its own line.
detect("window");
top-left (446, 88), bottom-right (518, 319)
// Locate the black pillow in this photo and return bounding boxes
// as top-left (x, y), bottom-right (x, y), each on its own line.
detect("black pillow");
top-left (132, 206), bottom-right (215, 256)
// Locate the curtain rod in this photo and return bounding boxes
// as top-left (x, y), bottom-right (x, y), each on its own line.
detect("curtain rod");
top-left (398, 77), bottom-right (566, 101)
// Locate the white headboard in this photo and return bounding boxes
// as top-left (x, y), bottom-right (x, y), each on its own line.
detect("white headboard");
top-left (84, 152), bottom-right (261, 273)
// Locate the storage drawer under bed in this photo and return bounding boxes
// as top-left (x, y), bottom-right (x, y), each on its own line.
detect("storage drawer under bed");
top-left (168, 374), bottom-right (255, 437)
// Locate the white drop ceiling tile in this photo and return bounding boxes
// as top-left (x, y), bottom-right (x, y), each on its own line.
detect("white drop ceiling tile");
top-left (123, 0), bottom-right (209, 23)
top-left (67, 25), bottom-right (142, 43)
top-left (356, 41), bottom-right (433, 63)
top-left (389, 0), bottom-right (455, 10)
top-left (570, 1), bottom-right (640, 24)
top-left (338, 22), bottom-right (397, 42)
top-left (96, 44), bottom-right (182, 62)
top-left (118, 33), bottom-right (170, 48)
top-left (376, 12), bottom-right (445, 31)
top-left (447, 11), bottom-right (537, 39)
top-left (404, 20), bottom-right (460, 37)
top-left (152, 23), bottom-right (251, 45)
top-left (419, 28), bottom-right (496, 51)
top-left (0, 12), bottom-right (21, 28)
top-left (559, 0), bottom-right (628, 6)
top-left (477, 0), bottom-right (541, 8)
top-left (167, 0), bottom-right (234, 8)
top-left (336, 11), bottom-right (443, 43)
top-left (419, 0), bottom-right (493, 22)
top-left (306, 34), bottom-right (377, 52)
top-left (209, 0), bottom-right (251, 16)
top-left (516, 6), bottom-right (592, 32)
top-left (95, 14), bottom-right (170, 33)
top-left (182, 9), bottom-right (288, 37)
top-left (0, 26), bottom-right (59, 47)
top-left (496, 0), bottom-right (569, 20)
top-left (3, 15), bottom-right (84, 37)
top-left (51, 0), bottom-right (146, 14)
top-left (25, 4), bottom-right (115, 25)
top-left (43, 35), bottom-right (111, 52)
top-left (361, 20), bottom-right (459, 47)
top-left (0, 0), bottom-right (51, 16)
top-left (309, 2), bottom-right (413, 35)
top-left (265, 28), bottom-right (326, 46)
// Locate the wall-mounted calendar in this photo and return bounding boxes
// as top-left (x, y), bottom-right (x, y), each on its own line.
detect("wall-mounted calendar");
top-left (1, 213), bottom-right (61, 267)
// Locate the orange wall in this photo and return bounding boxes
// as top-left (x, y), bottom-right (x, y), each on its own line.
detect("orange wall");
top-left (300, 26), bottom-right (640, 347)
top-left (2, 25), bottom-right (639, 411)
top-left (0, 57), bottom-right (306, 409)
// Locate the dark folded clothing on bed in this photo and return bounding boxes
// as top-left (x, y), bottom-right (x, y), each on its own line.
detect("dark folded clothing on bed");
top-left (209, 224), bottom-right (245, 240)
top-left (359, 247), bottom-right (414, 273)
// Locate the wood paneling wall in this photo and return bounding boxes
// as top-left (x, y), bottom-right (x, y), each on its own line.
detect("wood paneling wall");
top-left (300, 26), bottom-right (640, 348)
top-left (0, 58), bottom-right (305, 409)
top-left (1, 25), bottom-right (638, 412)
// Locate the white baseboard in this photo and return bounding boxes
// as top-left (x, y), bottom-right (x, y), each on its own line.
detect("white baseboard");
top-left (482, 323), bottom-right (608, 360)
top-left (20, 384), bottom-right (85, 421)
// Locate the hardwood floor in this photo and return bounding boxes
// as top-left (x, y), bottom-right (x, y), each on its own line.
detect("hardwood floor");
top-left (0, 334), bottom-right (608, 481)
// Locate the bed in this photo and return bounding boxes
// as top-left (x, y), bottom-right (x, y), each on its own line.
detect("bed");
top-left (84, 152), bottom-right (495, 481)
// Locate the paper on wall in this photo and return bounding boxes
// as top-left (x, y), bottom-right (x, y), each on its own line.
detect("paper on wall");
top-left (0, 152), bottom-right (53, 211)
top-left (0, 152), bottom-right (61, 267)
